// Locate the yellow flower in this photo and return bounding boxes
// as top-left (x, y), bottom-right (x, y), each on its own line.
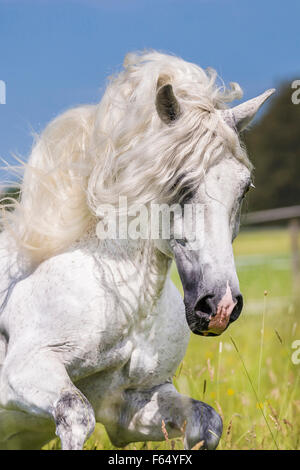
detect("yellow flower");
top-left (210, 392), bottom-right (216, 399)
top-left (227, 388), bottom-right (235, 396)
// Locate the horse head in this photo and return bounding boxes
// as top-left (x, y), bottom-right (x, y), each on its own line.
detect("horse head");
top-left (154, 81), bottom-right (275, 336)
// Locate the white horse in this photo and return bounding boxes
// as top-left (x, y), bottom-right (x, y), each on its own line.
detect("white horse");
top-left (0, 51), bottom-right (274, 450)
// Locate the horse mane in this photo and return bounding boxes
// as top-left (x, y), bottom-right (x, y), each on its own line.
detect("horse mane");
top-left (1, 50), bottom-right (251, 265)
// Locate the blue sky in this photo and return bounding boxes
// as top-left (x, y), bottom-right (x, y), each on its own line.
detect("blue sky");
top-left (0, 0), bottom-right (299, 179)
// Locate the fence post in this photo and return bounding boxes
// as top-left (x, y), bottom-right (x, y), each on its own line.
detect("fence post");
top-left (289, 218), bottom-right (300, 299)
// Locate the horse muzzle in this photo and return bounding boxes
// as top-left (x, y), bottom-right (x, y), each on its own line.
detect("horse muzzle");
top-left (184, 288), bottom-right (243, 337)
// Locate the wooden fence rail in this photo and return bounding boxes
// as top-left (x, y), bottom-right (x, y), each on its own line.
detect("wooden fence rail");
top-left (242, 205), bottom-right (300, 298)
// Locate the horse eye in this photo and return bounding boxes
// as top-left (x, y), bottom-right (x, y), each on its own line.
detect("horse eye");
top-left (175, 238), bottom-right (187, 246)
top-left (242, 181), bottom-right (254, 198)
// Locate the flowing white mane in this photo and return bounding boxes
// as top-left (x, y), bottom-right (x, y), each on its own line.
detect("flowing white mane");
top-left (1, 50), bottom-right (250, 265)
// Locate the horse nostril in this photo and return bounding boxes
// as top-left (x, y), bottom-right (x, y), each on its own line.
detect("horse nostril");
top-left (194, 294), bottom-right (214, 315)
top-left (230, 294), bottom-right (243, 322)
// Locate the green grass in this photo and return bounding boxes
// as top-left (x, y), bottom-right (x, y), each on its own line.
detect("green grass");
top-left (45, 228), bottom-right (300, 450)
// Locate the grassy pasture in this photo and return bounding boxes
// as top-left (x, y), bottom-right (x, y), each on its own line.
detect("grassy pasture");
top-left (45, 228), bottom-right (300, 450)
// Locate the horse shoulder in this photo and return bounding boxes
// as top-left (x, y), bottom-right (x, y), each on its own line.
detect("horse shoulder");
top-left (2, 248), bottom-right (106, 342)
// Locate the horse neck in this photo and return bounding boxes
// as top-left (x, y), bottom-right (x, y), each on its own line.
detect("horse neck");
top-left (136, 240), bottom-right (172, 310)
top-left (84, 227), bottom-right (172, 313)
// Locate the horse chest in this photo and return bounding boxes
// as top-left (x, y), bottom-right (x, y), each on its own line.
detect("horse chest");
top-left (71, 281), bottom-right (189, 388)
top-left (123, 280), bottom-right (190, 387)
top-left (72, 279), bottom-right (190, 394)
top-left (76, 282), bottom-right (190, 421)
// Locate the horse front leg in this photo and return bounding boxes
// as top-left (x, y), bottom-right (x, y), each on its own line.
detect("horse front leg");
top-left (0, 346), bottom-right (95, 450)
top-left (104, 382), bottom-right (222, 450)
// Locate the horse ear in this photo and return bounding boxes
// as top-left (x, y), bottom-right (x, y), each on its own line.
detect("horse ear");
top-left (156, 84), bottom-right (181, 124)
top-left (221, 88), bottom-right (276, 132)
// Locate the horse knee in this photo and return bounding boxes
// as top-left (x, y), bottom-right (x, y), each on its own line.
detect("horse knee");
top-left (184, 401), bottom-right (222, 450)
top-left (53, 391), bottom-right (95, 450)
